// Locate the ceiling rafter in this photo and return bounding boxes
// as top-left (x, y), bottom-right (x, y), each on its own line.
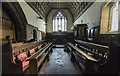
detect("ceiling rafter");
top-left (27, 2), bottom-right (94, 22)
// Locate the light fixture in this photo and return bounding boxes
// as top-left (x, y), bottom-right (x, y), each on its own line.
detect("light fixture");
top-left (38, 16), bottom-right (42, 19)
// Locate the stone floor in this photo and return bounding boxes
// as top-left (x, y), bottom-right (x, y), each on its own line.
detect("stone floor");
top-left (38, 47), bottom-right (82, 75)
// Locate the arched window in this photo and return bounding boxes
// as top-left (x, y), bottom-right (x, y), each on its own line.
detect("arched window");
top-left (100, 2), bottom-right (119, 34)
top-left (110, 2), bottom-right (119, 31)
top-left (53, 12), bottom-right (67, 32)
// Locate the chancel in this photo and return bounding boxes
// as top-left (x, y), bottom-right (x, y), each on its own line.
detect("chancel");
top-left (1, 0), bottom-right (120, 75)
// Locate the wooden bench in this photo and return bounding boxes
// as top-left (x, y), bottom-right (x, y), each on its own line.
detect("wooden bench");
top-left (74, 40), bottom-right (109, 66)
top-left (67, 43), bottom-right (98, 74)
top-left (68, 40), bottom-right (110, 74)
top-left (26, 43), bottom-right (52, 74)
top-left (2, 36), bottom-right (46, 74)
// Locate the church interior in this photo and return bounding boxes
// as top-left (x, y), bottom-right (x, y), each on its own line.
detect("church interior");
top-left (0, 0), bottom-right (120, 75)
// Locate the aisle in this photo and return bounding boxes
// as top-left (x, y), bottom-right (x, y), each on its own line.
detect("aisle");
top-left (39, 47), bottom-right (82, 74)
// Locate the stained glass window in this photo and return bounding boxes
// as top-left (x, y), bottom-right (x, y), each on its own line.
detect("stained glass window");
top-left (53, 12), bottom-right (67, 32)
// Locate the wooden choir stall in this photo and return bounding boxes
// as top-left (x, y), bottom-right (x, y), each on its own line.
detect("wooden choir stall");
top-left (2, 36), bottom-right (52, 75)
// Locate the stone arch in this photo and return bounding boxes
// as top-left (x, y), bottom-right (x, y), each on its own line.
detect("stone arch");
top-left (2, 2), bottom-right (28, 41)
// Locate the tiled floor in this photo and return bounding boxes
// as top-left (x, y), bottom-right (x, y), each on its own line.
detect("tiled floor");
top-left (38, 47), bottom-right (82, 74)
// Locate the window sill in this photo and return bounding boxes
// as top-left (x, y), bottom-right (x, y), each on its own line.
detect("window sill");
top-left (106, 31), bottom-right (120, 34)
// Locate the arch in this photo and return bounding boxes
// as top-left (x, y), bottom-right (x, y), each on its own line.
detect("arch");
top-left (3, 2), bottom-right (28, 41)
top-left (52, 10), bottom-right (67, 32)
top-left (33, 29), bottom-right (37, 41)
top-left (52, 9), bottom-right (68, 20)
top-left (100, 2), bottom-right (119, 34)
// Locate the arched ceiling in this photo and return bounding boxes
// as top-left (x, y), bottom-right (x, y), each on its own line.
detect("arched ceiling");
top-left (27, 2), bottom-right (94, 22)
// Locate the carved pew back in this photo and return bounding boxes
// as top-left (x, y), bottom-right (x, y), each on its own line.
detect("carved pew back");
top-left (67, 43), bottom-right (98, 74)
top-left (3, 36), bottom-right (46, 74)
top-left (12, 41), bottom-right (45, 63)
top-left (74, 40), bottom-right (109, 65)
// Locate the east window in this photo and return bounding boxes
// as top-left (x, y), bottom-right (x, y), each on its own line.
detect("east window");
top-left (53, 12), bottom-right (67, 32)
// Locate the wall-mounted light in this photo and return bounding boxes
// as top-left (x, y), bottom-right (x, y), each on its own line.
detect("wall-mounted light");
top-left (81, 20), bottom-right (83, 24)
top-left (71, 26), bottom-right (74, 31)
top-left (38, 16), bottom-right (42, 19)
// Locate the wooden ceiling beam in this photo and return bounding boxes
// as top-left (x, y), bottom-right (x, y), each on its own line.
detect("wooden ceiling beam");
top-left (27, 2), bottom-right (94, 22)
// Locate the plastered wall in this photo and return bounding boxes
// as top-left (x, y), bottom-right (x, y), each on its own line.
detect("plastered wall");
top-left (18, 1), bottom-right (46, 40)
top-left (74, 2), bottom-right (103, 28)
top-left (18, 1), bottom-right (45, 32)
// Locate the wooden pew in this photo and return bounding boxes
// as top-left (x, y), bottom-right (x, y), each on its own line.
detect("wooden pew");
top-left (74, 40), bottom-right (109, 66)
top-left (26, 43), bottom-right (52, 74)
top-left (72, 40), bottom-right (111, 74)
top-left (12, 40), bottom-right (46, 72)
top-left (2, 36), bottom-right (46, 74)
top-left (67, 43), bottom-right (98, 74)
top-left (12, 42), bottom-right (23, 47)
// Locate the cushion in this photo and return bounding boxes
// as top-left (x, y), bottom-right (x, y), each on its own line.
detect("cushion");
top-left (44, 42), bottom-right (46, 45)
top-left (17, 52), bottom-right (27, 61)
top-left (38, 45), bottom-right (41, 49)
top-left (52, 44), bottom-right (56, 47)
top-left (22, 60), bottom-right (29, 68)
top-left (29, 49), bottom-right (35, 55)
top-left (64, 44), bottom-right (67, 47)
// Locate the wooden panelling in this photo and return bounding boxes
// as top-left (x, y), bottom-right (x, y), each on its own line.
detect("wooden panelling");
top-left (2, 7), bottom-right (16, 41)
top-left (73, 24), bottom-right (88, 40)
top-left (86, 26), bottom-right (120, 46)
top-left (46, 32), bottom-right (74, 44)
top-left (2, 30), bottom-right (14, 39)
top-left (2, 25), bottom-right (12, 30)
